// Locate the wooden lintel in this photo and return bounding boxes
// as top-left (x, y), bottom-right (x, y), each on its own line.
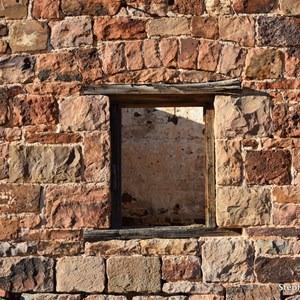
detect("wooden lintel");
top-left (84, 79), bottom-right (241, 96)
top-left (83, 225), bottom-right (241, 242)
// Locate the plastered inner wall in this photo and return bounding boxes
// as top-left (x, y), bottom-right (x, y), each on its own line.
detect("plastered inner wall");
top-left (0, 0), bottom-right (300, 299)
top-left (121, 107), bottom-right (205, 226)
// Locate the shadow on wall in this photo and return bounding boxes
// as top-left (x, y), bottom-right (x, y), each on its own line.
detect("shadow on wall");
top-left (121, 107), bottom-right (205, 227)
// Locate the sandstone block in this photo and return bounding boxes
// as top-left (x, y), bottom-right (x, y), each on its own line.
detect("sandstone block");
top-left (25, 82), bottom-right (81, 97)
top-left (255, 238), bottom-right (298, 256)
top-left (140, 239), bottom-right (199, 256)
top-left (226, 284), bottom-right (280, 300)
top-left (107, 256), bottom-right (161, 293)
top-left (94, 17), bottom-right (146, 40)
top-left (159, 38), bottom-right (178, 68)
top-left (216, 187), bottom-right (271, 227)
top-left (147, 18), bottom-right (189, 36)
top-left (0, 216), bottom-right (18, 240)
top-left (216, 140), bottom-right (242, 185)
top-left (214, 95), bottom-right (271, 139)
top-left (273, 203), bottom-right (300, 226)
top-left (21, 294), bottom-right (81, 300)
top-left (37, 241), bottom-right (82, 256)
top-left (99, 42), bottom-right (126, 75)
top-left (143, 39), bottom-right (161, 68)
top-left (0, 0), bottom-right (28, 18)
top-left (218, 44), bottom-right (246, 77)
top-left (0, 257), bottom-right (54, 292)
top-left (85, 297), bottom-right (127, 300)
top-left (0, 241), bottom-right (36, 257)
top-left (56, 257), bottom-right (105, 293)
top-left (163, 282), bottom-right (224, 294)
top-left (75, 47), bottom-right (103, 83)
top-left (255, 257), bottom-right (300, 283)
top-left (245, 150), bottom-right (291, 185)
top-left (286, 48), bottom-right (300, 77)
top-left (245, 48), bottom-right (283, 80)
top-left (85, 240), bottom-right (140, 257)
top-left (197, 40), bottom-right (221, 72)
top-left (232, 0), bottom-right (275, 13)
top-left (189, 296), bottom-right (224, 300)
top-left (50, 17), bottom-right (92, 49)
top-left (37, 52), bottom-right (82, 82)
top-left (60, 95), bottom-right (109, 132)
top-left (9, 145), bottom-right (83, 183)
top-left (26, 132), bottom-right (82, 144)
top-left (191, 16), bottom-right (218, 39)
top-left (45, 184), bottom-right (110, 229)
top-left (61, 0), bottom-right (122, 16)
top-left (125, 40), bottom-right (144, 70)
top-left (272, 103), bottom-right (300, 138)
top-left (32, 0), bottom-right (60, 19)
top-left (219, 16), bottom-right (255, 47)
top-left (83, 131), bottom-right (110, 183)
top-left (178, 38), bottom-right (198, 69)
top-left (10, 94), bottom-right (58, 127)
top-left (245, 227), bottom-right (300, 237)
top-left (205, 0), bottom-right (231, 15)
top-left (9, 20), bottom-right (48, 53)
top-left (272, 186), bottom-right (300, 203)
top-left (169, 0), bottom-right (203, 15)
top-left (162, 256), bottom-right (201, 281)
top-left (258, 16), bottom-right (300, 47)
top-left (202, 238), bottom-right (254, 282)
top-left (0, 56), bottom-right (35, 84)
top-left (0, 184), bottom-right (40, 213)
top-left (280, 0), bottom-right (300, 15)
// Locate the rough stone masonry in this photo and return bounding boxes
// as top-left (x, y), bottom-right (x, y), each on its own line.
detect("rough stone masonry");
top-left (0, 0), bottom-right (300, 299)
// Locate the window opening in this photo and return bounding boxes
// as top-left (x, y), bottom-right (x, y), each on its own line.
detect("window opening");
top-left (121, 106), bottom-right (205, 227)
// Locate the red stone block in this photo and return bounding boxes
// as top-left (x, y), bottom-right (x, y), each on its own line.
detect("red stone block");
top-left (245, 150), bottom-right (291, 185)
top-left (178, 38), bottom-right (198, 69)
top-left (232, 0), bottom-right (275, 13)
top-left (191, 16), bottom-right (219, 39)
top-left (32, 0), bottom-right (60, 19)
top-left (94, 17), bottom-right (146, 40)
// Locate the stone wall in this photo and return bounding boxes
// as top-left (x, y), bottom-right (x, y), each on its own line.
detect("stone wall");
top-left (0, 0), bottom-right (300, 299)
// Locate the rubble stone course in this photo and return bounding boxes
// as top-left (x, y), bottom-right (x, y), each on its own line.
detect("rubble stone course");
top-left (0, 0), bottom-right (299, 298)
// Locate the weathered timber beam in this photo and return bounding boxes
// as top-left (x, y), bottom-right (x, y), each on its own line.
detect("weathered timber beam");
top-left (84, 78), bottom-right (241, 96)
top-left (83, 225), bottom-right (241, 242)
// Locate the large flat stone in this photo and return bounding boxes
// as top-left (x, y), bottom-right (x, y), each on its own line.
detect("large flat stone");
top-left (258, 16), bottom-right (300, 46)
top-left (61, 0), bottom-right (122, 16)
top-left (45, 184), bottom-right (110, 229)
top-left (56, 257), bottom-right (105, 293)
top-left (50, 17), bottom-right (92, 49)
top-left (0, 0), bottom-right (28, 18)
top-left (226, 284), bottom-right (280, 300)
top-left (162, 282), bottom-right (224, 294)
top-left (9, 145), bottom-right (83, 183)
top-left (107, 256), bottom-right (161, 293)
top-left (232, 0), bottom-right (275, 13)
top-left (245, 150), bottom-right (291, 185)
top-left (255, 257), bottom-right (300, 283)
top-left (280, 0), bottom-right (300, 15)
top-left (0, 184), bottom-right (40, 213)
top-left (21, 294), bottom-right (81, 300)
top-left (162, 256), bottom-right (201, 281)
top-left (147, 18), bottom-right (189, 36)
top-left (0, 257), bottom-right (54, 292)
top-left (273, 203), bottom-right (300, 226)
top-left (9, 20), bottom-right (48, 53)
top-left (216, 187), bottom-right (271, 227)
top-left (202, 238), bottom-right (254, 282)
top-left (0, 56), bottom-right (35, 84)
top-left (60, 95), bottom-right (110, 132)
top-left (214, 95), bottom-right (271, 139)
